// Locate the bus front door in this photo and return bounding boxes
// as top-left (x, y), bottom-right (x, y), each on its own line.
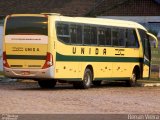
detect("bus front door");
top-left (143, 38), bottom-right (151, 79)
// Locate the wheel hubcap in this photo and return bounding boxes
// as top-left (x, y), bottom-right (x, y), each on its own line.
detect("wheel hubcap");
top-left (132, 74), bottom-right (136, 82)
top-left (84, 73), bottom-right (91, 86)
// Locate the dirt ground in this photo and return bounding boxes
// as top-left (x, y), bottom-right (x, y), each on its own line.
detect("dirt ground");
top-left (0, 80), bottom-right (160, 114)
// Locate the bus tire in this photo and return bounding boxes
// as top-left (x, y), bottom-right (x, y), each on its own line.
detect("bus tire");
top-left (38, 80), bottom-right (57, 89)
top-left (92, 80), bottom-right (102, 86)
top-left (126, 70), bottom-right (137, 87)
top-left (73, 68), bottom-right (92, 89)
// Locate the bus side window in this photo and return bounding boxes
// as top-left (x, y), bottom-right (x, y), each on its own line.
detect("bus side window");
top-left (57, 23), bottom-right (63, 35)
top-left (105, 28), bottom-right (111, 46)
top-left (70, 24), bottom-right (77, 44)
top-left (84, 25), bottom-right (91, 45)
top-left (90, 26), bottom-right (97, 45)
top-left (112, 28), bottom-right (119, 46)
top-left (77, 25), bottom-right (82, 44)
top-left (98, 27), bottom-right (106, 46)
top-left (118, 29), bottom-right (125, 47)
top-left (56, 22), bottom-right (70, 44)
top-left (126, 29), bottom-right (139, 48)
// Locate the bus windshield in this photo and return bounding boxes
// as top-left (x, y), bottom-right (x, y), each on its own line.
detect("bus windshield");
top-left (5, 16), bottom-right (48, 35)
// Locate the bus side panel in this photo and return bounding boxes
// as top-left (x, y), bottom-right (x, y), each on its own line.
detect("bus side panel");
top-left (55, 62), bottom-right (81, 80)
top-left (79, 62), bottom-right (112, 79)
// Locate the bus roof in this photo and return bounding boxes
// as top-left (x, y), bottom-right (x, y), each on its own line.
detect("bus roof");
top-left (8, 14), bottom-right (147, 31)
top-left (54, 15), bottom-right (147, 31)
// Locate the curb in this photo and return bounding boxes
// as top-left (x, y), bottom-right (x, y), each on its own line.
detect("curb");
top-left (138, 83), bottom-right (160, 87)
top-left (1, 76), bottom-right (160, 87)
top-left (17, 79), bottom-right (37, 83)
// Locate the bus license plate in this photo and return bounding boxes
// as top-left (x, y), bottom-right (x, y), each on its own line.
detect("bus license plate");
top-left (21, 71), bottom-right (30, 75)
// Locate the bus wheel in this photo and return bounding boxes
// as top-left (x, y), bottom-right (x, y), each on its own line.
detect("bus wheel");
top-left (126, 71), bottom-right (137, 87)
top-left (92, 80), bottom-right (102, 86)
top-left (38, 80), bottom-right (57, 89)
top-left (73, 68), bottom-right (92, 89)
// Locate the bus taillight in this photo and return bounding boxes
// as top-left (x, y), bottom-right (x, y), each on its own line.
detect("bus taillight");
top-left (3, 52), bottom-right (10, 68)
top-left (42, 52), bottom-right (53, 69)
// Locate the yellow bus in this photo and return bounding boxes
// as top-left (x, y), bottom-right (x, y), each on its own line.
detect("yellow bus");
top-left (3, 13), bottom-right (158, 89)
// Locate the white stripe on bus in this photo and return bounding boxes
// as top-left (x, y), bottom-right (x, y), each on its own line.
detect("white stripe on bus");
top-left (5, 35), bottom-right (48, 44)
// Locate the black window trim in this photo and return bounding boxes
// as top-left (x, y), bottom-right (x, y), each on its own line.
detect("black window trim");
top-left (55, 21), bottom-right (140, 48)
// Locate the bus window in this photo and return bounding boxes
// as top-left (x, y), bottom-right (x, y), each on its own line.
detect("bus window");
top-left (105, 28), bottom-right (111, 46)
top-left (144, 37), bottom-right (151, 60)
top-left (57, 23), bottom-right (63, 35)
top-left (138, 29), bottom-right (151, 59)
top-left (84, 25), bottom-right (91, 45)
top-left (126, 29), bottom-right (139, 48)
top-left (112, 28), bottom-right (119, 46)
top-left (70, 24), bottom-right (77, 44)
top-left (56, 22), bottom-right (70, 44)
top-left (118, 29), bottom-right (125, 46)
top-left (90, 26), bottom-right (97, 45)
top-left (98, 27), bottom-right (105, 46)
top-left (138, 29), bottom-right (147, 49)
top-left (6, 16), bottom-right (48, 35)
top-left (77, 25), bottom-right (82, 44)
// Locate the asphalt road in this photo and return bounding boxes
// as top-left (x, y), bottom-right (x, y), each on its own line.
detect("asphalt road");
top-left (0, 80), bottom-right (160, 114)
